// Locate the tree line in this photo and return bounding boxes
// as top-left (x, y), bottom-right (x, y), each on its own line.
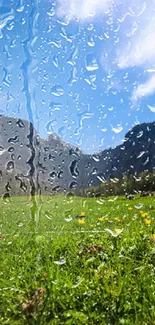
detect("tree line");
top-left (74, 170), bottom-right (155, 197)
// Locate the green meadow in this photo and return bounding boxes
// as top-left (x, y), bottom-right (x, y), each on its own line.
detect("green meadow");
top-left (1, 195), bottom-right (155, 324)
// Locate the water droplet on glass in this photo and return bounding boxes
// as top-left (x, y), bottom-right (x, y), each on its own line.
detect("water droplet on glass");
top-left (52, 186), bottom-right (60, 192)
top-left (92, 154), bottom-right (100, 162)
top-left (111, 125), bottom-right (123, 134)
top-left (54, 259), bottom-right (66, 266)
top-left (65, 217), bottom-right (72, 222)
top-left (51, 84), bottom-right (64, 97)
top-left (69, 181), bottom-right (77, 189)
top-left (46, 121), bottom-right (54, 134)
top-left (69, 160), bottom-right (79, 178)
top-left (47, 6), bottom-right (55, 17)
top-left (49, 101), bottom-right (62, 111)
top-left (52, 55), bottom-right (59, 67)
top-left (85, 53), bottom-right (99, 71)
top-left (8, 136), bottom-right (19, 143)
top-left (6, 161), bottom-right (14, 172)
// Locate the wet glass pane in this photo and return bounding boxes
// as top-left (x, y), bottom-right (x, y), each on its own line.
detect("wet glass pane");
top-left (1, 0), bottom-right (155, 324)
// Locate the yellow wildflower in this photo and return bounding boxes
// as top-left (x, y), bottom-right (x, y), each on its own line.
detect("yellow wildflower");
top-left (78, 219), bottom-right (85, 225)
top-left (90, 224), bottom-right (94, 228)
top-left (141, 212), bottom-right (149, 218)
top-left (80, 211), bottom-right (85, 217)
top-left (98, 217), bottom-right (103, 222)
top-left (105, 217), bottom-right (109, 221)
top-left (115, 229), bottom-right (122, 234)
top-left (151, 234), bottom-right (155, 242)
top-left (114, 217), bottom-right (119, 221)
top-left (144, 219), bottom-right (151, 225)
top-left (128, 207), bottom-right (133, 211)
top-left (139, 210), bottom-right (144, 214)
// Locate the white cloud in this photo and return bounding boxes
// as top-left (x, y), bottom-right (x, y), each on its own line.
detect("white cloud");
top-left (117, 23), bottom-right (155, 69)
top-left (57, 0), bottom-right (114, 21)
top-left (131, 74), bottom-right (155, 102)
top-left (117, 3), bottom-right (155, 69)
top-left (57, 0), bottom-right (155, 103)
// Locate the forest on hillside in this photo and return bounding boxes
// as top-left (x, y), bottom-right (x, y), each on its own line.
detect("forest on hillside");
top-left (75, 171), bottom-right (155, 197)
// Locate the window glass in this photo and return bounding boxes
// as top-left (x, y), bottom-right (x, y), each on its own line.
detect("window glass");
top-left (1, 1), bottom-right (155, 324)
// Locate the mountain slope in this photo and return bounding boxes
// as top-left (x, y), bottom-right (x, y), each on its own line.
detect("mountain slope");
top-left (0, 114), bottom-right (155, 197)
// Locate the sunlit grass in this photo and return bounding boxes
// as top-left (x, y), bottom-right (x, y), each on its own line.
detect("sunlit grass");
top-left (1, 195), bottom-right (155, 324)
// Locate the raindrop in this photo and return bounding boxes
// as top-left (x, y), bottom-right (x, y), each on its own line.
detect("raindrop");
top-left (68, 67), bottom-right (78, 86)
top-left (5, 182), bottom-right (11, 191)
top-left (20, 181), bottom-right (27, 192)
top-left (16, 3), bottom-right (25, 12)
top-left (58, 171), bottom-right (63, 179)
top-left (69, 181), bottom-right (77, 189)
top-left (137, 151), bottom-right (145, 159)
top-left (3, 193), bottom-right (10, 201)
top-left (52, 55), bottom-right (59, 67)
top-left (6, 161), bottom-right (14, 172)
top-left (69, 160), bottom-right (79, 178)
top-left (87, 34), bottom-right (95, 47)
top-left (135, 204), bottom-right (143, 209)
top-left (8, 147), bottom-right (14, 153)
top-left (139, 132), bottom-right (145, 140)
top-left (46, 121), bottom-right (54, 134)
top-left (16, 119), bottom-right (25, 128)
top-left (111, 125), bottom-right (123, 134)
top-left (54, 259), bottom-right (66, 265)
top-left (45, 212), bottom-right (53, 220)
top-left (8, 136), bottom-right (19, 143)
top-left (52, 186), bottom-right (60, 192)
top-left (143, 157), bottom-right (149, 165)
top-left (97, 174), bottom-right (106, 183)
top-left (91, 167), bottom-right (98, 175)
top-left (47, 6), bottom-right (55, 17)
top-left (101, 127), bottom-right (107, 132)
top-left (51, 84), bottom-right (64, 96)
top-left (7, 92), bottom-right (14, 102)
top-left (65, 217), bottom-right (72, 222)
top-left (66, 191), bottom-right (74, 198)
top-left (86, 53), bottom-right (99, 71)
top-left (49, 101), bottom-right (62, 111)
top-left (41, 84), bottom-right (46, 92)
top-left (67, 46), bottom-right (78, 66)
top-left (92, 154), bottom-right (100, 162)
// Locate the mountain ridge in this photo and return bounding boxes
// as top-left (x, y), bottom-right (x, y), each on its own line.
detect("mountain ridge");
top-left (1, 114), bottom-right (155, 197)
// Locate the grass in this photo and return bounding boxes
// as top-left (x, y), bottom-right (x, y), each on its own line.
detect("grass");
top-left (1, 195), bottom-right (155, 324)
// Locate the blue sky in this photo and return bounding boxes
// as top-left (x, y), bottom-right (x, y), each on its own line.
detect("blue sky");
top-left (0, 0), bottom-right (155, 153)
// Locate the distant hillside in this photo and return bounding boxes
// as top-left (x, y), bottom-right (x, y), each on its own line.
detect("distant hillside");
top-left (0, 114), bottom-right (155, 197)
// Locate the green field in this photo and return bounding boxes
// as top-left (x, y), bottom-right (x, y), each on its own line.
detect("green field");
top-left (1, 195), bottom-right (155, 324)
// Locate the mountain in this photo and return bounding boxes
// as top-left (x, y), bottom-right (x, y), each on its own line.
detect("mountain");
top-left (0, 114), bottom-right (155, 197)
